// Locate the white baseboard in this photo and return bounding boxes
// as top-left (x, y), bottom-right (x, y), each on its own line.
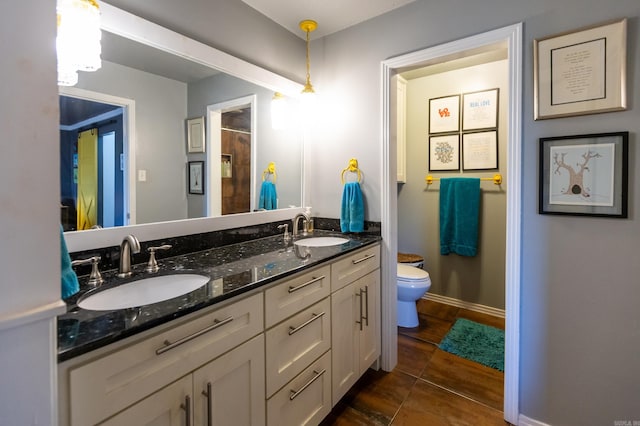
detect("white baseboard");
top-left (518, 414), bottom-right (551, 426)
top-left (423, 293), bottom-right (505, 318)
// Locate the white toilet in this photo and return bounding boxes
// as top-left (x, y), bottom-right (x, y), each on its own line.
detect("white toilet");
top-left (397, 263), bottom-right (431, 328)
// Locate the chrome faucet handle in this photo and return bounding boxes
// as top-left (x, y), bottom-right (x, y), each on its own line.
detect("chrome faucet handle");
top-left (71, 255), bottom-right (104, 287)
top-left (145, 244), bottom-right (172, 273)
top-left (277, 224), bottom-right (291, 242)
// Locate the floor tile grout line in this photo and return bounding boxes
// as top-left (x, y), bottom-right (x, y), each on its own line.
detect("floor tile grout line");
top-left (417, 374), bottom-right (505, 415)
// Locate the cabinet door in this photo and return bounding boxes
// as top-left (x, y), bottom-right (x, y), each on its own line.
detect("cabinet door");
top-left (100, 376), bottom-right (192, 426)
top-left (330, 282), bottom-right (359, 406)
top-left (358, 271), bottom-right (381, 376)
top-left (193, 335), bottom-right (265, 426)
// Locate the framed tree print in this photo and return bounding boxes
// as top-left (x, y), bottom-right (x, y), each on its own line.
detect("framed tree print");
top-left (539, 132), bottom-right (628, 217)
top-left (188, 161), bottom-right (205, 194)
top-left (429, 95), bottom-right (460, 134)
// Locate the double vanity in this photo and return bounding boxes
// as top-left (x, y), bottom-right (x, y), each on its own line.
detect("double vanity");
top-left (58, 229), bottom-right (381, 425)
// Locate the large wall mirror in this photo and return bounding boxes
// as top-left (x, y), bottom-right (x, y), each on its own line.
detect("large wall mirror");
top-left (63, 2), bottom-right (305, 252)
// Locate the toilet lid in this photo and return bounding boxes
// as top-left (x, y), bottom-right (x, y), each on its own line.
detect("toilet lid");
top-left (397, 263), bottom-right (429, 280)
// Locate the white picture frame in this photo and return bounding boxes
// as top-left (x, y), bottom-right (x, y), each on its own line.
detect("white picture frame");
top-left (187, 116), bottom-right (205, 153)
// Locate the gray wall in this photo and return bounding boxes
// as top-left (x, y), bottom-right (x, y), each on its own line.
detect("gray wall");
top-left (399, 60), bottom-right (508, 310)
top-left (310, 0), bottom-right (640, 424)
top-left (77, 60), bottom-right (189, 224)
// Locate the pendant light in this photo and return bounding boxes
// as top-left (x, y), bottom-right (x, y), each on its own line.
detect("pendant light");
top-left (57, 0), bottom-right (102, 86)
top-left (299, 19), bottom-right (318, 105)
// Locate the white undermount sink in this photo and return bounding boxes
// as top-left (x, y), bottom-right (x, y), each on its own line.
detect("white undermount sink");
top-left (78, 273), bottom-right (210, 311)
top-left (294, 237), bottom-right (350, 247)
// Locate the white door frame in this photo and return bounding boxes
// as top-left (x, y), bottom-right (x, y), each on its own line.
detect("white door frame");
top-left (380, 23), bottom-right (522, 423)
top-left (58, 86), bottom-right (136, 225)
top-left (206, 95), bottom-right (257, 216)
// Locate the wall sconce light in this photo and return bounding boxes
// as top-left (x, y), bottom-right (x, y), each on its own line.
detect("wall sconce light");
top-left (299, 19), bottom-right (318, 109)
top-left (57, 0), bottom-right (102, 86)
top-left (271, 92), bottom-right (287, 130)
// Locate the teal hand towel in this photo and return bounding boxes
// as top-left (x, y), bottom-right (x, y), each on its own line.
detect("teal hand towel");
top-left (60, 225), bottom-right (79, 299)
top-left (340, 182), bottom-right (364, 233)
top-left (439, 178), bottom-right (480, 256)
top-left (259, 181), bottom-right (277, 210)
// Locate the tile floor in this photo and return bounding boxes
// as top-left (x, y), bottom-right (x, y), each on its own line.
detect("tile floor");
top-left (320, 299), bottom-right (508, 425)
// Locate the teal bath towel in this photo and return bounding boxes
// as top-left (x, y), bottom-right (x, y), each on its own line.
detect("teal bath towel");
top-left (340, 182), bottom-right (364, 233)
top-left (439, 178), bottom-right (481, 256)
top-left (259, 181), bottom-right (278, 210)
top-left (60, 225), bottom-right (79, 299)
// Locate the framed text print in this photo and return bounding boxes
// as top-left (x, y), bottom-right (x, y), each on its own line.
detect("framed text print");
top-left (534, 19), bottom-right (627, 119)
top-left (429, 95), bottom-right (460, 134)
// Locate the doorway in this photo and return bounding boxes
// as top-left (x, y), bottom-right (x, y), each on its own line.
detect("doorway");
top-left (206, 95), bottom-right (257, 217)
top-left (381, 23), bottom-right (522, 424)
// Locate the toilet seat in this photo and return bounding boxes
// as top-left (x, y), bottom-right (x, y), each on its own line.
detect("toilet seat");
top-left (397, 264), bottom-right (430, 283)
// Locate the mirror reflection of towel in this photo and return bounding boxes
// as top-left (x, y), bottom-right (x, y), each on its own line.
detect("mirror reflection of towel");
top-left (60, 225), bottom-right (79, 299)
top-left (259, 181), bottom-right (278, 210)
top-left (341, 182), bottom-right (364, 232)
top-left (439, 178), bottom-right (480, 256)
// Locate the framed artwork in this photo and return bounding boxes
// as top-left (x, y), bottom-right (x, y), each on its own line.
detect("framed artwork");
top-left (539, 132), bottom-right (628, 217)
top-left (428, 95), bottom-right (460, 134)
top-left (188, 161), bottom-right (205, 194)
top-left (462, 131), bottom-right (498, 170)
top-left (462, 88), bottom-right (499, 131)
top-left (429, 134), bottom-right (460, 171)
top-left (534, 18), bottom-right (627, 120)
top-left (187, 116), bottom-right (205, 153)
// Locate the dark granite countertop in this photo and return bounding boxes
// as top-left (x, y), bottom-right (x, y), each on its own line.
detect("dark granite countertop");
top-left (57, 231), bottom-right (380, 362)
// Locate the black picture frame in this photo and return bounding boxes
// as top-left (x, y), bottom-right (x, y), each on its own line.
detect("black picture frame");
top-left (428, 95), bottom-right (460, 134)
top-left (462, 130), bottom-right (498, 171)
top-left (428, 134), bottom-right (460, 171)
top-left (462, 88), bottom-right (499, 131)
top-left (188, 161), bottom-right (205, 195)
top-left (539, 132), bottom-right (628, 217)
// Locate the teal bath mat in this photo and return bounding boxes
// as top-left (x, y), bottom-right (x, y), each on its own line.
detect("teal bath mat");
top-left (439, 318), bottom-right (504, 371)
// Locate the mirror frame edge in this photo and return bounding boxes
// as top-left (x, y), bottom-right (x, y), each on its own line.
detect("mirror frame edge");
top-left (63, 2), bottom-right (307, 252)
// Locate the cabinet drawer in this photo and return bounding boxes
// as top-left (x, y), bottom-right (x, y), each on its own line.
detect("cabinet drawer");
top-left (267, 350), bottom-right (331, 426)
top-left (264, 265), bottom-right (331, 328)
top-left (69, 293), bottom-right (263, 426)
top-left (331, 244), bottom-right (380, 292)
top-left (265, 297), bottom-right (331, 397)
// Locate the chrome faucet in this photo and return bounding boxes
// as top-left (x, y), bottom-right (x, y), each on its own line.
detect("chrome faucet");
top-left (292, 212), bottom-right (310, 238)
top-left (117, 234), bottom-right (141, 278)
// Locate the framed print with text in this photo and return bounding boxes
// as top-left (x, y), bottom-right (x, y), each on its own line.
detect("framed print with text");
top-left (429, 134), bottom-right (460, 171)
top-left (429, 95), bottom-right (460, 134)
top-left (534, 19), bottom-right (627, 120)
top-left (462, 131), bottom-right (498, 170)
top-left (188, 161), bottom-right (205, 195)
top-left (462, 88), bottom-right (499, 131)
top-left (539, 132), bottom-right (628, 217)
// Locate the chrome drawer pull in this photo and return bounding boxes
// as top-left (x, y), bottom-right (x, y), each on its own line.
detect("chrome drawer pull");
top-left (362, 285), bottom-right (369, 326)
top-left (202, 382), bottom-right (212, 426)
top-left (180, 395), bottom-right (191, 426)
top-left (288, 312), bottom-right (325, 335)
top-left (288, 275), bottom-right (326, 293)
top-left (155, 316), bottom-right (234, 355)
top-left (289, 368), bottom-right (326, 401)
top-left (352, 253), bottom-right (375, 264)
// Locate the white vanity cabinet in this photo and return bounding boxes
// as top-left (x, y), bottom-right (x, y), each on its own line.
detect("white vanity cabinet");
top-left (330, 246), bottom-right (381, 406)
top-left (59, 242), bottom-right (381, 426)
top-left (60, 292), bottom-right (264, 426)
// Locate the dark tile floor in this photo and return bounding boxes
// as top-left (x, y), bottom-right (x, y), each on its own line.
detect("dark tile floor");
top-left (321, 299), bottom-right (507, 425)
